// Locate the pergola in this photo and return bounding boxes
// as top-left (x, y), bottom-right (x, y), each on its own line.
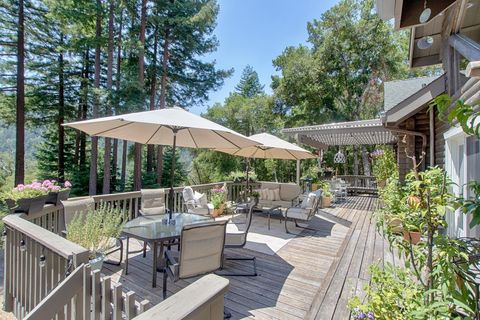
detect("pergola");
top-left (282, 119), bottom-right (397, 149)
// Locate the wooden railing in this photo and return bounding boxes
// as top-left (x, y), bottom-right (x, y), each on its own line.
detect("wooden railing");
top-left (25, 264), bottom-right (149, 320)
top-left (3, 181), bottom-right (240, 320)
top-left (335, 175), bottom-right (377, 194)
top-left (3, 214), bottom-right (90, 319)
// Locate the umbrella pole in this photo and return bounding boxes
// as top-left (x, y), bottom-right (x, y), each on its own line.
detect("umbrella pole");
top-left (245, 158), bottom-right (249, 196)
top-left (168, 130), bottom-right (178, 220)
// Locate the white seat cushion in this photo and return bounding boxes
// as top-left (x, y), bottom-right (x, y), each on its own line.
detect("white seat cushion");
top-left (225, 224), bottom-right (247, 246)
top-left (284, 207), bottom-right (310, 220)
top-left (279, 183), bottom-right (301, 201)
top-left (301, 192), bottom-right (316, 209)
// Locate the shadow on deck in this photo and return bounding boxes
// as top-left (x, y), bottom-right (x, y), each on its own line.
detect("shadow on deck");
top-left (99, 195), bottom-right (388, 320)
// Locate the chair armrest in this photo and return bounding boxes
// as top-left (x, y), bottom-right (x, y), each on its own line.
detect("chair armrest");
top-left (267, 205), bottom-right (282, 213)
top-left (133, 274), bottom-right (229, 320)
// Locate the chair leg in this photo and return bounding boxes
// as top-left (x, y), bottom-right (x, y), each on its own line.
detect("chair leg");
top-left (224, 308), bottom-right (232, 319)
top-left (143, 241), bottom-right (147, 258)
top-left (162, 269), bottom-right (168, 300)
top-left (217, 256), bottom-right (257, 276)
top-left (104, 239), bottom-right (123, 266)
top-left (294, 220), bottom-right (318, 232)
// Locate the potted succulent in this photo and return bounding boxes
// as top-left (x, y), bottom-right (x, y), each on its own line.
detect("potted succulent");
top-left (44, 180), bottom-right (72, 206)
top-left (211, 184), bottom-right (227, 217)
top-left (66, 203), bottom-right (125, 271)
top-left (3, 181), bottom-right (50, 215)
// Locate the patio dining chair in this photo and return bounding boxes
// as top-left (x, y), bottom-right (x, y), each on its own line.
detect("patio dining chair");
top-left (61, 198), bottom-right (123, 266)
top-left (283, 189), bottom-right (322, 234)
top-left (182, 186), bottom-right (214, 216)
top-left (219, 202), bottom-right (257, 276)
top-left (140, 188), bottom-right (167, 216)
top-left (162, 220), bottom-right (228, 299)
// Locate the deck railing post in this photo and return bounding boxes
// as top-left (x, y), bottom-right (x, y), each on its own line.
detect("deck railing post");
top-left (3, 227), bottom-right (13, 312)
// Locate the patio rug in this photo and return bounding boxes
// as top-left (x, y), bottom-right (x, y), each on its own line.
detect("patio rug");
top-left (218, 214), bottom-right (296, 255)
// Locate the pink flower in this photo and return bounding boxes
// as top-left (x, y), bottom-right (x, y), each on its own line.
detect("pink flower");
top-left (64, 181), bottom-right (72, 188)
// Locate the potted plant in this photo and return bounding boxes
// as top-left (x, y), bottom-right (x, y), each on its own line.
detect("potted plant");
top-left (401, 214), bottom-right (423, 245)
top-left (317, 181), bottom-right (332, 208)
top-left (66, 203), bottom-right (125, 271)
top-left (2, 181), bottom-right (49, 215)
top-left (211, 184), bottom-right (227, 217)
top-left (43, 180), bottom-right (72, 206)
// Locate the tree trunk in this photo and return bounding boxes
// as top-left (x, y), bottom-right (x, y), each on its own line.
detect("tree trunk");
top-left (90, 0), bottom-right (102, 195)
top-left (113, 6), bottom-right (123, 191)
top-left (15, 0), bottom-right (25, 186)
top-left (133, 0), bottom-right (147, 191)
top-left (103, 0), bottom-right (115, 194)
top-left (146, 24), bottom-right (159, 173)
top-left (353, 145), bottom-right (359, 175)
top-left (112, 138), bottom-right (118, 188)
top-left (156, 21), bottom-right (171, 185)
top-left (79, 50), bottom-right (90, 168)
top-left (361, 145), bottom-right (371, 176)
top-left (121, 140), bottom-right (127, 191)
top-left (58, 33), bottom-right (65, 182)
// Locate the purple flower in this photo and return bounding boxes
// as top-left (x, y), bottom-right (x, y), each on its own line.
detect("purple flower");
top-left (64, 181), bottom-right (72, 188)
top-left (357, 313), bottom-right (366, 319)
top-left (367, 311), bottom-right (375, 319)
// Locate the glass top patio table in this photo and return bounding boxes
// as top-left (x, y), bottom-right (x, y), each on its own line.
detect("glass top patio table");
top-left (122, 212), bottom-right (213, 241)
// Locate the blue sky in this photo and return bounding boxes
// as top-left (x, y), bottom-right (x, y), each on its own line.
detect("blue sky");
top-left (190, 0), bottom-right (339, 115)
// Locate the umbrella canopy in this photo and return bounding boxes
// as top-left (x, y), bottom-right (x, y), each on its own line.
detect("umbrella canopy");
top-left (63, 107), bottom-right (256, 149)
top-left (216, 133), bottom-right (315, 160)
top-left (64, 107), bottom-right (257, 219)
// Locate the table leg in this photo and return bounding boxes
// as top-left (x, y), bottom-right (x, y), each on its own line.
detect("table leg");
top-left (157, 241), bottom-right (165, 272)
top-left (152, 241), bottom-right (158, 288)
top-left (268, 212), bottom-right (271, 230)
top-left (125, 236), bottom-right (129, 275)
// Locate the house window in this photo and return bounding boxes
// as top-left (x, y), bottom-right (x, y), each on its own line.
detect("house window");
top-left (466, 136), bottom-right (480, 196)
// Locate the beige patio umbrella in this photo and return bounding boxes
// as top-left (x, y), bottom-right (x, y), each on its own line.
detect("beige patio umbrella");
top-left (64, 107), bottom-right (257, 218)
top-left (215, 132), bottom-right (316, 188)
top-left (216, 133), bottom-right (315, 160)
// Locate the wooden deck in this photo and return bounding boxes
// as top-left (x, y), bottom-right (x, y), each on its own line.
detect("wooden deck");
top-left (98, 195), bottom-right (393, 320)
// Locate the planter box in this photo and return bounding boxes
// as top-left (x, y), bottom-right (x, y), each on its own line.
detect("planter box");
top-left (322, 196), bottom-right (332, 208)
top-left (212, 204), bottom-right (225, 217)
top-left (45, 189), bottom-right (71, 206)
top-left (6, 195), bottom-right (48, 215)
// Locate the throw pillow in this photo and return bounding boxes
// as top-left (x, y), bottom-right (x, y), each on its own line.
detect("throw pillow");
top-left (267, 189), bottom-right (276, 201)
top-left (194, 191), bottom-right (208, 207)
top-left (301, 192), bottom-right (316, 209)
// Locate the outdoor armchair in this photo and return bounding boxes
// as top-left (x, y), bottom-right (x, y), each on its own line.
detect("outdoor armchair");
top-left (283, 189), bottom-right (322, 234)
top-left (61, 197), bottom-right (123, 266)
top-left (182, 186), bottom-right (213, 216)
top-left (219, 202), bottom-right (257, 276)
top-left (162, 220), bottom-right (228, 299)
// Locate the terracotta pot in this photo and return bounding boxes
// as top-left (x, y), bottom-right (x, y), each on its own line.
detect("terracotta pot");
top-left (322, 196), bottom-right (332, 208)
top-left (311, 184), bottom-right (318, 191)
top-left (46, 189), bottom-right (71, 206)
top-left (212, 204), bottom-right (225, 217)
top-left (6, 195), bottom-right (48, 215)
top-left (403, 230), bottom-right (422, 245)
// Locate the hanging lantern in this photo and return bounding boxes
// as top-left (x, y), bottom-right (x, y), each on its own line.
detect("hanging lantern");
top-left (419, 0), bottom-right (431, 24)
top-left (334, 150), bottom-right (346, 164)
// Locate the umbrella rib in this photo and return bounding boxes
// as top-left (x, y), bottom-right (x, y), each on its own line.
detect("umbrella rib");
top-left (91, 121), bottom-right (134, 136)
top-left (211, 130), bottom-right (241, 149)
top-left (187, 128), bottom-right (199, 148)
top-left (285, 149), bottom-right (300, 160)
top-left (145, 125), bottom-right (163, 144)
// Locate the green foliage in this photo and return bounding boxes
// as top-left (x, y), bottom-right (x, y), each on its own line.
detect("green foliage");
top-left (235, 65), bottom-right (265, 98)
top-left (66, 202), bottom-right (125, 258)
top-left (227, 170), bottom-right (257, 183)
top-left (433, 94), bottom-right (480, 139)
top-left (210, 184), bottom-right (227, 209)
top-left (349, 264), bottom-right (423, 320)
top-left (372, 147), bottom-right (399, 184)
top-left (433, 94), bottom-right (480, 229)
